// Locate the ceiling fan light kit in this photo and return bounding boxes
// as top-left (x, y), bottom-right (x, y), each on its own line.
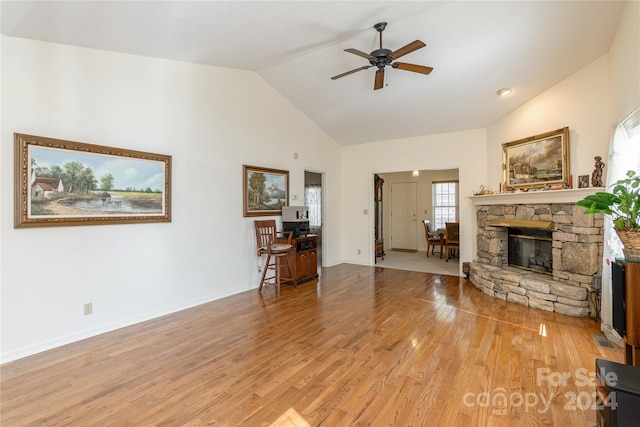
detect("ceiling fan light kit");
top-left (331, 22), bottom-right (433, 91)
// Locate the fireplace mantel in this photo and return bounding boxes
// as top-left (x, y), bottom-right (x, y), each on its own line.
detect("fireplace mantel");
top-left (469, 187), bottom-right (603, 206)
top-left (487, 218), bottom-right (555, 229)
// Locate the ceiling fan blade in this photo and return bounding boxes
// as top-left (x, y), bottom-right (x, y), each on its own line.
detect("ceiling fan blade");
top-left (331, 66), bottom-right (371, 80)
top-left (344, 48), bottom-right (374, 60)
top-left (374, 68), bottom-right (385, 90)
top-left (391, 40), bottom-right (426, 59)
top-left (392, 62), bottom-right (433, 75)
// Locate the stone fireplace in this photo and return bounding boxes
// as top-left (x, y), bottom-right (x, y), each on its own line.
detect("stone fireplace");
top-left (470, 195), bottom-right (604, 317)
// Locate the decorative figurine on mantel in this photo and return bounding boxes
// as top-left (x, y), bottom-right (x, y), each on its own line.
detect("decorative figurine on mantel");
top-left (591, 156), bottom-right (605, 187)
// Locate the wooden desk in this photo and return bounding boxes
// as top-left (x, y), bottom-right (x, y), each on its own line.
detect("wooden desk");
top-left (278, 235), bottom-right (318, 286)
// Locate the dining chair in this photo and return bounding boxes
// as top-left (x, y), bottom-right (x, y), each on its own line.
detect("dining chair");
top-left (423, 219), bottom-right (445, 258)
top-left (445, 222), bottom-right (460, 262)
top-left (254, 220), bottom-right (294, 295)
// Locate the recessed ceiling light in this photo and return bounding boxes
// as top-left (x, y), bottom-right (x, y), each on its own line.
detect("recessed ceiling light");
top-left (496, 88), bottom-right (512, 97)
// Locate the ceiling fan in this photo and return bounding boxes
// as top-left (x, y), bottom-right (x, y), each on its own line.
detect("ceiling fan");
top-left (331, 22), bottom-right (433, 90)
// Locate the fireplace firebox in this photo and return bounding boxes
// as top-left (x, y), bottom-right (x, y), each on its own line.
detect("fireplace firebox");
top-left (507, 227), bottom-right (553, 274)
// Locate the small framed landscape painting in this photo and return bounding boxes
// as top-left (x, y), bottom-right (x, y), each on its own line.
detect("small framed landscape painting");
top-left (243, 165), bottom-right (289, 217)
top-left (14, 133), bottom-right (171, 228)
top-left (502, 127), bottom-right (570, 191)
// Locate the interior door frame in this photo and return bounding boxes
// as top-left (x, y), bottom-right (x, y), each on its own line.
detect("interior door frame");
top-left (370, 168), bottom-right (464, 277)
top-left (304, 169), bottom-right (325, 268)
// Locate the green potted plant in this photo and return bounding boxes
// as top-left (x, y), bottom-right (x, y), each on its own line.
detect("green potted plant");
top-left (575, 170), bottom-right (640, 260)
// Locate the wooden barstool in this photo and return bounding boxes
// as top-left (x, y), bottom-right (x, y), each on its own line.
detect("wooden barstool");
top-left (254, 220), bottom-right (294, 295)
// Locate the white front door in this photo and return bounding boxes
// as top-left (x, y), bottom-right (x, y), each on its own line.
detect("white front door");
top-left (391, 182), bottom-right (417, 250)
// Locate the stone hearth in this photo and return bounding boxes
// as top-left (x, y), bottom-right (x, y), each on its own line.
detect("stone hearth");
top-left (470, 202), bottom-right (604, 317)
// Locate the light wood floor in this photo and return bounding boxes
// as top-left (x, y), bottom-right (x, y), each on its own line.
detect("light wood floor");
top-left (1, 264), bottom-right (622, 426)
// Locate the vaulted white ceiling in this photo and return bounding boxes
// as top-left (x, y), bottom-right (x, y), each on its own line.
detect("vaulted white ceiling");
top-left (1, 1), bottom-right (627, 145)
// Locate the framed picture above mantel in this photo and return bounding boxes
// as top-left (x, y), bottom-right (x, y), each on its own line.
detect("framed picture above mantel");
top-left (502, 127), bottom-right (570, 192)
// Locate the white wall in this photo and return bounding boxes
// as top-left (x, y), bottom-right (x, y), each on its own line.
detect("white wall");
top-left (607, 0), bottom-right (639, 126)
top-left (341, 129), bottom-right (487, 275)
top-left (487, 55), bottom-right (611, 189)
top-left (0, 36), bottom-right (342, 362)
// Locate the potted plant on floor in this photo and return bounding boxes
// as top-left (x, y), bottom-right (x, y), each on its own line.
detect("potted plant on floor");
top-left (576, 170), bottom-right (640, 261)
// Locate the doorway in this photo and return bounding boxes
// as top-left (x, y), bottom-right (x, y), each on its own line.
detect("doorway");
top-left (375, 169), bottom-right (460, 275)
top-left (304, 171), bottom-right (323, 267)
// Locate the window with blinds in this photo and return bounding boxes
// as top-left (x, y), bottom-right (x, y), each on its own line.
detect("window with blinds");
top-left (432, 181), bottom-right (458, 230)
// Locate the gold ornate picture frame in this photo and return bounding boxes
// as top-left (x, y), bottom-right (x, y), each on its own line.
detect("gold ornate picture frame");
top-left (15, 133), bottom-right (171, 228)
top-left (243, 165), bottom-right (289, 217)
top-left (502, 127), bottom-right (570, 191)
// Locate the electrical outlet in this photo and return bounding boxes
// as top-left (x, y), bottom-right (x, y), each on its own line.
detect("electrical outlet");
top-left (84, 302), bottom-right (92, 316)
top-left (358, 249), bottom-right (361, 255)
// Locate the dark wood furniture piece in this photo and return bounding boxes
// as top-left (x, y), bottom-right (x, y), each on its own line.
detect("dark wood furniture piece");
top-left (445, 222), bottom-right (460, 262)
top-left (595, 358), bottom-right (640, 427)
top-left (254, 220), bottom-right (294, 295)
top-left (423, 219), bottom-right (445, 258)
top-left (614, 260), bottom-right (640, 366)
top-left (278, 234), bottom-right (318, 285)
top-left (374, 175), bottom-right (385, 262)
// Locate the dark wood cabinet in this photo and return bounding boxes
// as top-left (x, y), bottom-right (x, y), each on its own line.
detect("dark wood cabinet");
top-left (278, 235), bottom-right (318, 285)
top-left (623, 261), bottom-right (640, 366)
top-left (613, 260), bottom-right (640, 366)
top-left (595, 358), bottom-right (640, 427)
top-left (374, 175), bottom-right (385, 262)
top-left (297, 249), bottom-right (317, 281)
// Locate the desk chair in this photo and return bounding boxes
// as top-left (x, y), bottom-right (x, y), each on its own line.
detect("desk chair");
top-left (254, 220), bottom-right (294, 295)
top-left (423, 219), bottom-right (445, 258)
top-left (445, 222), bottom-right (460, 262)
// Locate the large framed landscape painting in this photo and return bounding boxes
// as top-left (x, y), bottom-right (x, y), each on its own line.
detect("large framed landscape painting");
top-left (14, 133), bottom-right (171, 228)
top-left (502, 127), bottom-right (570, 191)
top-left (243, 165), bottom-right (289, 217)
